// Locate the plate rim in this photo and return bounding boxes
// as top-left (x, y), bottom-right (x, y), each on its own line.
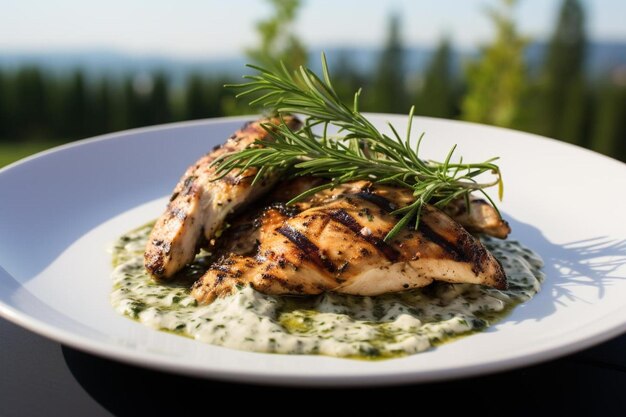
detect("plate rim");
top-left (2, 290), bottom-right (625, 387)
top-left (1, 114), bottom-right (625, 386)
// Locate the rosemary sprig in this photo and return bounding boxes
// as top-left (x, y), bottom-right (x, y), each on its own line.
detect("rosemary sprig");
top-left (215, 54), bottom-right (504, 241)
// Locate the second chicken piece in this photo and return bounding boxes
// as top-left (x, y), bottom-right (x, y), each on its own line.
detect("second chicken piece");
top-left (192, 180), bottom-right (507, 303)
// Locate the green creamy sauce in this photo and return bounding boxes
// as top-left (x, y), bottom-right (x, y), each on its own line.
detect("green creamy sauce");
top-left (110, 223), bottom-right (544, 359)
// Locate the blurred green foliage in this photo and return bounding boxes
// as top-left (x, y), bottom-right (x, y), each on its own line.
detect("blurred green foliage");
top-left (462, 0), bottom-right (528, 128)
top-left (0, 68), bottom-right (238, 144)
top-left (415, 38), bottom-right (457, 119)
top-left (540, 0), bottom-right (587, 144)
top-left (369, 14), bottom-right (407, 114)
top-left (246, 0), bottom-right (307, 70)
top-left (0, 139), bottom-right (63, 168)
top-left (0, 0), bottom-right (624, 169)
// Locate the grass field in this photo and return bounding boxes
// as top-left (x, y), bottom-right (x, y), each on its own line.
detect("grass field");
top-left (0, 140), bottom-right (65, 169)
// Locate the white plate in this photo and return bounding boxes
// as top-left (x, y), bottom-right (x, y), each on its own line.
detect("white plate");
top-left (1, 115), bottom-right (625, 386)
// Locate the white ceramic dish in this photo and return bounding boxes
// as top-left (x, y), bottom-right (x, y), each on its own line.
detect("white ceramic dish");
top-left (1, 115), bottom-right (625, 386)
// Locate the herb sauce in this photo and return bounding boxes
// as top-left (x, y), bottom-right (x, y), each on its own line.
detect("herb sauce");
top-left (110, 223), bottom-right (543, 359)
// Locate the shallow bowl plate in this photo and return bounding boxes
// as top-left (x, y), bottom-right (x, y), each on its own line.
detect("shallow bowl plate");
top-left (1, 115), bottom-right (625, 386)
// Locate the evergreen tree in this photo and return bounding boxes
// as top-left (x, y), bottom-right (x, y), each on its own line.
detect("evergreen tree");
top-left (123, 73), bottom-right (157, 128)
top-left (0, 69), bottom-right (7, 140)
top-left (332, 51), bottom-right (367, 106)
top-left (246, 0), bottom-right (307, 70)
top-left (557, 77), bottom-right (589, 145)
top-left (185, 74), bottom-right (210, 120)
top-left (416, 38), bottom-right (455, 118)
top-left (591, 83), bottom-right (626, 160)
top-left (184, 75), bottom-right (232, 119)
top-left (541, 0), bottom-right (587, 143)
top-left (370, 14), bottom-right (406, 114)
top-left (106, 79), bottom-right (128, 132)
top-left (150, 72), bottom-right (171, 125)
top-left (63, 71), bottom-right (89, 139)
top-left (92, 78), bottom-right (113, 135)
top-left (14, 67), bottom-right (48, 139)
top-left (43, 74), bottom-right (63, 138)
top-left (461, 0), bottom-right (527, 127)
top-left (206, 77), bottom-right (231, 117)
top-left (123, 76), bottom-right (139, 128)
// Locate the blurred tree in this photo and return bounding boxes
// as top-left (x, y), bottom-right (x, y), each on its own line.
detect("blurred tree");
top-left (370, 13), bottom-right (406, 113)
top-left (208, 78), bottom-right (233, 117)
top-left (108, 79), bottom-right (129, 132)
top-left (591, 82), bottom-right (626, 160)
top-left (14, 67), bottom-right (48, 139)
top-left (124, 73), bottom-right (154, 128)
top-left (150, 72), bottom-right (172, 124)
top-left (246, 0), bottom-right (307, 69)
top-left (123, 76), bottom-right (141, 128)
top-left (0, 69), bottom-right (8, 139)
top-left (332, 51), bottom-right (367, 106)
top-left (185, 75), bottom-right (210, 120)
top-left (220, 89), bottom-right (254, 116)
top-left (41, 73), bottom-right (62, 138)
top-left (92, 78), bottom-right (113, 135)
top-left (540, 0), bottom-right (587, 144)
top-left (415, 38), bottom-right (455, 118)
top-left (557, 77), bottom-right (590, 145)
top-left (184, 74), bottom-right (236, 119)
top-left (461, 0), bottom-right (527, 127)
top-left (62, 71), bottom-right (90, 139)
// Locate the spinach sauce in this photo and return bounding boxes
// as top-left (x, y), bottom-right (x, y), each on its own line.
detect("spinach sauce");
top-left (111, 223), bottom-right (543, 359)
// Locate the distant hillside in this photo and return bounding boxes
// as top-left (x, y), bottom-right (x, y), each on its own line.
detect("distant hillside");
top-left (0, 50), bottom-right (246, 85)
top-left (1, 41), bottom-right (624, 84)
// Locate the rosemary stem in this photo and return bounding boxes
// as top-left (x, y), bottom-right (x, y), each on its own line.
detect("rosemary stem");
top-left (216, 53), bottom-right (504, 240)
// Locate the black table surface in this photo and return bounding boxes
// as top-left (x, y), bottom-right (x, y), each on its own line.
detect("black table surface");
top-left (2, 315), bottom-right (626, 417)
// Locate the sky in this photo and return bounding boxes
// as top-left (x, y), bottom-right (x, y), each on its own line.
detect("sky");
top-left (1, 0), bottom-right (625, 58)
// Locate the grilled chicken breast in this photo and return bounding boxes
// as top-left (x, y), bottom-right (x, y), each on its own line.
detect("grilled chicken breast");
top-left (268, 177), bottom-right (509, 237)
top-left (213, 176), bottom-right (509, 256)
top-left (192, 181), bottom-right (507, 304)
top-left (144, 116), bottom-right (302, 279)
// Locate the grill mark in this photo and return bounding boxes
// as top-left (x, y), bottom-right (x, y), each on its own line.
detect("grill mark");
top-left (261, 273), bottom-right (305, 293)
top-left (417, 222), bottom-right (468, 263)
top-left (354, 191), bottom-right (397, 213)
top-left (277, 225), bottom-right (336, 273)
top-left (353, 189), bottom-right (497, 279)
top-left (329, 209), bottom-right (400, 262)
